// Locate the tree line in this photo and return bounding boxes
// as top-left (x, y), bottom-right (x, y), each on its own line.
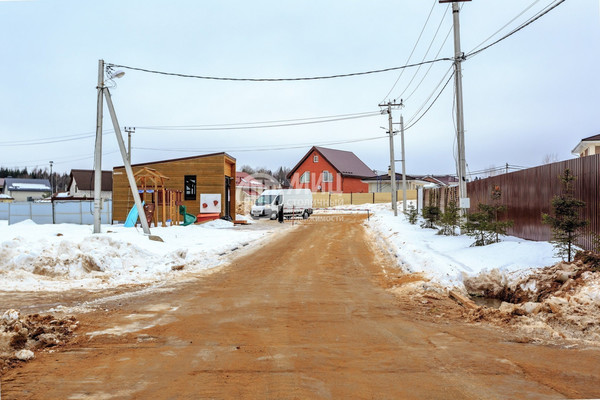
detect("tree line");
top-left (0, 166), bottom-right (69, 192)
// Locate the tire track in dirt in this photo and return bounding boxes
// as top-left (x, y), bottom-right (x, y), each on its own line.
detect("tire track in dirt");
top-left (2, 215), bottom-right (600, 399)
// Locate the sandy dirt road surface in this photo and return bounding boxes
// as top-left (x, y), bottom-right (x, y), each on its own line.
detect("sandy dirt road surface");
top-left (2, 215), bottom-right (600, 399)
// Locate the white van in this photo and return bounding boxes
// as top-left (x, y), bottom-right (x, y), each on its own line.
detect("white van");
top-left (251, 189), bottom-right (313, 219)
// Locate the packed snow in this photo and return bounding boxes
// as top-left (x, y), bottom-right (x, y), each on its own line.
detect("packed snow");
top-left (0, 218), bottom-right (272, 292)
top-left (317, 203), bottom-right (563, 290)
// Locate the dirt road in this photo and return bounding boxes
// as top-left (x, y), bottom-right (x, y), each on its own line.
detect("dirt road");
top-left (2, 215), bottom-right (600, 399)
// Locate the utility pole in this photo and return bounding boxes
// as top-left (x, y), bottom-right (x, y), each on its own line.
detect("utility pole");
top-left (400, 114), bottom-right (407, 213)
top-left (93, 60), bottom-right (104, 234)
top-left (124, 127), bottom-right (135, 164)
top-left (379, 101), bottom-right (403, 216)
top-left (94, 60), bottom-right (151, 235)
top-left (441, 0), bottom-right (470, 214)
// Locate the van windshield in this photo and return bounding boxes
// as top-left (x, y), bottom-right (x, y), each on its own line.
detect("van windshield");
top-left (255, 195), bottom-right (276, 206)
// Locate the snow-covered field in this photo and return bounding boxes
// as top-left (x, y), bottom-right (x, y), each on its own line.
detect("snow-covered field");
top-left (0, 217), bottom-right (273, 292)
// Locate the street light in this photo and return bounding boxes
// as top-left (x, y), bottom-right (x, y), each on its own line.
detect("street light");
top-left (94, 59), bottom-right (151, 236)
top-left (49, 161), bottom-right (53, 194)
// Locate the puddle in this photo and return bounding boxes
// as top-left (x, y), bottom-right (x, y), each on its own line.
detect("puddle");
top-left (470, 296), bottom-right (503, 309)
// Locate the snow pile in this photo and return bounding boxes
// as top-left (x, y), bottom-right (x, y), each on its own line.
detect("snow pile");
top-left (366, 203), bottom-right (560, 290)
top-left (366, 203), bottom-right (600, 343)
top-left (0, 219), bottom-right (271, 291)
top-left (1, 309), bottom-right (78, 370)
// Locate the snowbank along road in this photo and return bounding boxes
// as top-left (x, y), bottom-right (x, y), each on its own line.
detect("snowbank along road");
top-left (2, 214), bottom-right (600, 399)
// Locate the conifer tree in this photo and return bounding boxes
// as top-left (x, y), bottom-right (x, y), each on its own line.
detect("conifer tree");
top-left (542, 169), bottom-right (588, 262)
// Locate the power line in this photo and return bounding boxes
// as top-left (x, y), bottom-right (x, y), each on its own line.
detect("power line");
top-left (0, 130), bottom-right (113, 147)
top-left (466, 0), bottom-right (565, 59)
top-left (137, 111), bottom-right (378, 129)
top-left (405, 68), bottom-right (455, 130)
top-left (106, 58), bottom-right (453, 82)
top-left (381, 0), bottom-right (440, 102)
top-left (134, 135), bottom-right (387, 154)
top-left (467, 0), bottom-right (544, 55)
top-left (137, 112), bottom-right (380, 131)
top-left (395, 3), bottom-right (452, 102)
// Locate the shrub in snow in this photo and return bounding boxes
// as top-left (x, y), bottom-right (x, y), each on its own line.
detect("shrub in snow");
top-left (463, 185), bottom-right (513, 246)
top-left (406, 204), bottom-right (418, 225)
top-left (438, 200), bottom-right (460, 236)
top-left (421, 205), bottom-right (441, 229)
top-left (542, 169), bottom-right (588, 262)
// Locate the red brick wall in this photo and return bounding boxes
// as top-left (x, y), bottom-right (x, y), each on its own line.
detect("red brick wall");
top-left (341, 177), bottom-right (368, 193)
top-left (289, 150), bottom-right (368, 193)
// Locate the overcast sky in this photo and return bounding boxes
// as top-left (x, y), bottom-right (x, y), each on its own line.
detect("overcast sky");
top-left (1, 0), bottom-right (598, 178)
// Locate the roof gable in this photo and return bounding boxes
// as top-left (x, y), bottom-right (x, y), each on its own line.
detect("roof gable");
top-left (582, 133), bottom-right (600, 142)
top-left (70, 170), bottom-right (113, 191)
top-left (288, 146), bottom-right (375, 179)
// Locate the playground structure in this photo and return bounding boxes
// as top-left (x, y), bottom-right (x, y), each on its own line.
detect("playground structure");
top-left (127, 167), bottom-right (189, 227)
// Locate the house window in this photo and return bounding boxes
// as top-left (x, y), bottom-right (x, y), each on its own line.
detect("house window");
top-left (313, 155), bottom-right (318, 163)
top-left (184, 175), bottom-right (196, 200)
top-left (322, 170), bottom-right (333, 182)
top-left (300, 171), bottom-right (310, 184)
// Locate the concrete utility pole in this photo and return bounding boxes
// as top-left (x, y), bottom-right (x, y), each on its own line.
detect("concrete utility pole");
top-left (93, 60), bottom-right (104, 234)
top-left (124, 126), bottom-right (135, 164)
top-left (400, 115), bottom-right (407, 213)
top-left (94, 60), bottom-right (151, 235)
top-left (379, 101), bottom-right (403, 216)
top-left (451, 1), bottom-right (468, 214)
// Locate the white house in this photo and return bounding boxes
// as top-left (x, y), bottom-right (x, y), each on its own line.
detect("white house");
top-left (2, 178), bottom-right (51, 201)
top-left (67, 169), bottom-right (112, 200)
top-left (572, 134), bottom-right (600, 157)
top-left (361, 173), bottom-right (428, 193)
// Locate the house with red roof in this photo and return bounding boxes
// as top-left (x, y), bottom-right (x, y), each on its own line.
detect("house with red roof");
top-left (287, 146), bottom-right (375, 193)
top-left (572, 134), bottom-right (600, 157)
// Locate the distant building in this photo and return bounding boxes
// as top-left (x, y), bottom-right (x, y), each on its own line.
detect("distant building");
top-left (67, 169), bottom-right (113, 200)
top-left (572, 134), bottom-right (600, 158)
top-left (2, 178), bottom-right (51, 201)
top-left (287, 146), bottom-right (375, 193)
top-left (361, 173), bottom-right (429, 193)
top-left (418, 175), bottom-right (459, 188)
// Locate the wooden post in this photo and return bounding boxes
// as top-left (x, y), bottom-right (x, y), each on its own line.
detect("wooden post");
top-left (161, 189), bottom-right (166, 227)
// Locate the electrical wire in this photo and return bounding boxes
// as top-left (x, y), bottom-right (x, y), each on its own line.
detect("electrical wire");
top-left (467, 0), bottom-right (543, 55)
top-left (395, 3), bottom-right (451, 102)
top-left (106, 58), bottom-right (453, 83)
top-left (404, 20), bottom-right (453, 102)
top-left (137, 112), bottom-right (380, 131)
top-left (405, 67), bottom-right (454, 129)
top-left (137, 111), bottom-right (379, 129)
top-left (0, 130), bottom-right (113, 147)
top-left (381, 0), bottom-right (440, 102)
top-left (134, 135), bottom-right (388, 154)
top-left (466, 0), bottom-right (565, 59)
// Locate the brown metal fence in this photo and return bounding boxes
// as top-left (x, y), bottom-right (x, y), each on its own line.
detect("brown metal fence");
top-left (424, 154), bottom-right (600, 250)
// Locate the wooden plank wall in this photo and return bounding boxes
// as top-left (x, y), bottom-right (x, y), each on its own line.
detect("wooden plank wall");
top-left (112, 154), bottom-right (236, 222)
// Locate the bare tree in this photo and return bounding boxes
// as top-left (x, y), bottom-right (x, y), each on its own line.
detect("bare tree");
top-left (542, 153), bottom-right (559, 164)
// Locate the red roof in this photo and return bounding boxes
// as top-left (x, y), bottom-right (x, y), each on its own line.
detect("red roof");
top-left (288, 146), bottom-right (375, 179)
top-left (236, 172), bottom-right (266, 189)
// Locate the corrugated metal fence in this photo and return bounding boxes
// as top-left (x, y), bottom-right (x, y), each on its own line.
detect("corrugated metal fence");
top-left (424, 155), bottom-right (599, 250)
top-left (0, 200), bottom-right (112, 225)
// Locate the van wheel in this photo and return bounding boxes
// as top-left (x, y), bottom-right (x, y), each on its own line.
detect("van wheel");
top-left (270, 212), bottom-right (277, 220)
top-left (302, 210), bottom-right (309, 219)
